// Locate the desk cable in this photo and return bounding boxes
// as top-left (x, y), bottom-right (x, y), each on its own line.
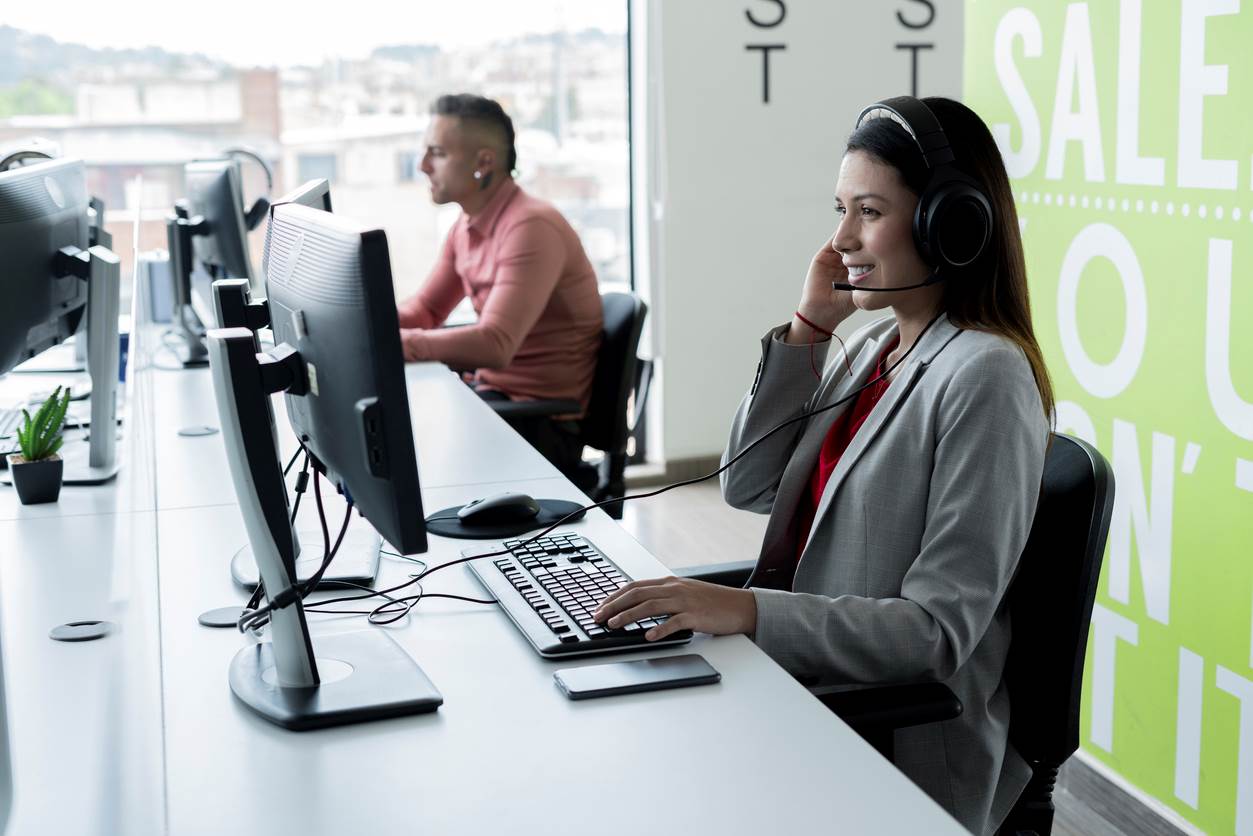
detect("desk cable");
top-left (236, 451), bottom-right (496, 634)
top-left (239, 446), bottom-right (316, 619)
top-left (238, 464), bottom-right (354, 632)
top-left (279, 314), bottom-right (944, 628)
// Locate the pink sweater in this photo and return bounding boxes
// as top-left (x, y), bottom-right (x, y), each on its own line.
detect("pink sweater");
top-left (398, 180), bottom-right (603, 415)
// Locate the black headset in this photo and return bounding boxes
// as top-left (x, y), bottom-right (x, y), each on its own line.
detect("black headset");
top-left (0, 148), bottom-right (54, 171)
top-left (855, 96), bottom-right (993, 271)
top-left (223, 147), bottom-right (274, 232)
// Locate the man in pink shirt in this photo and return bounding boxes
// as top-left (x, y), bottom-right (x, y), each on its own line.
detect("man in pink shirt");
top-left (398, 94), bottom-right (603, 476)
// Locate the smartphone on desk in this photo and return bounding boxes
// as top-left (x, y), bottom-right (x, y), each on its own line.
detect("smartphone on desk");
top-left (554, 654), bottom-right (720, 700)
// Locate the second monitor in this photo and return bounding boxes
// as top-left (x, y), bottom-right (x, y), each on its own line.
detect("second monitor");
top-left (207, 200), bottom-right (433, 729)
top-left (0, 157), bottom-right (121, 484)
top-left (166, 157), bottom-right (259, 365)
top-left (210, 180), bottom-right (385, 590)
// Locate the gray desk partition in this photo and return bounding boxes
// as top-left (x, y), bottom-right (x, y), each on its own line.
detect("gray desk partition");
top-left (0, 347), bottom-right (963, 835)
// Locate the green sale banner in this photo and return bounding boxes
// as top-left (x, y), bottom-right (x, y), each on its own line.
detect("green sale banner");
top-left (964, 1), bottom-right (1253, 832)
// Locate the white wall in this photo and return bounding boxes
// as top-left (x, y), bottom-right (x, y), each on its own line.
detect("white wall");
top-left (633, 0), bottom-right (965, 461)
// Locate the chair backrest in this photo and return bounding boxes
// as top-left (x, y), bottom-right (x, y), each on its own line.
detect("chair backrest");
top-left (579, 292), bottom-right (647, 455)
top-left (1005, 433), bottom-right (1115, 765)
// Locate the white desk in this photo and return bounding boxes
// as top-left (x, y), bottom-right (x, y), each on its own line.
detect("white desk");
top-left (0, 365), bottom-right (163, 835)
top-left (0, 372), bottom-right (154, 522)
top-left (0, 353), bottom-right (964, 835)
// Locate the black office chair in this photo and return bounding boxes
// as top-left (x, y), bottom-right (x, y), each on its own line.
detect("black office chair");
top-left (679, 433), bottom-right (1115, 836)
top-left (487, 292), bottom-right (651, 519)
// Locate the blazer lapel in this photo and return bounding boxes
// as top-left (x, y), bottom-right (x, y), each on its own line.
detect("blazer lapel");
top-left (779, 332), bottom-right (885, 501)
top-left (800, 316), bottom-right (963, 553)
top-left (748, 327), bottom-right (889, 585)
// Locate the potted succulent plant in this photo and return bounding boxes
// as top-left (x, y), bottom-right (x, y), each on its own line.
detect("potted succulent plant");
top-left (6, 387), bottom-right (70, 505)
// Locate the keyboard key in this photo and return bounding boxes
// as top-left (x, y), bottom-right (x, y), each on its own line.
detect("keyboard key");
top-left (489, 533), bottom-right (694, 653)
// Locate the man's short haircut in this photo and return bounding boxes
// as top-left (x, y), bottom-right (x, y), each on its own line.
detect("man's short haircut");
top-left (431, 93), bottom-right (518, 173)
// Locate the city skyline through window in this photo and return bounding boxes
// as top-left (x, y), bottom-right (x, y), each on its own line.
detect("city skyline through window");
top-left (0, 3), bottom-right (630, 313)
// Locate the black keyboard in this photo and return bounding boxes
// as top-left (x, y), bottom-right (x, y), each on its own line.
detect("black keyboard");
top-left (0, 407), bottom-right (20, 439)
top-left (0, 408), bottom-right (20, 462)
top-left (466, 532), bottom-right (693, 658)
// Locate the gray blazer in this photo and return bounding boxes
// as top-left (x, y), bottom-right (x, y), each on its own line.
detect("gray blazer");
top-left (722, 314), bottom-right (1049, 835)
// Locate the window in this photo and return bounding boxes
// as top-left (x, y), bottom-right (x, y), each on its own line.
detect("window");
top-left (396, 150), bottom-right (419, 183)
top-left (0, 3), bottom-right (631, 307)
top-left (296, 153), bottom-right (338, 184)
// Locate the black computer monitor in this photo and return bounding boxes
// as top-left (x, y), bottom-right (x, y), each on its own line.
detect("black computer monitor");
top-left (267, 202), bottom-right (423, 554)
top-left (212, 182), bottom-right (382, 593)
top-left (0, 158), bottom-right (90, 375)
top-left (206, 202), bottom-right (435, 729)
top-left (278, 178), bottom-right (332, 212)
top-left (0, 158), bottom-right (121, 484)
top-left (165, 158), bottom-right (256, 365)
top-left (185, 158), bottom-right (255, 324)
top-left (259, 178), bottom-right (331, 287)
top-left (215, 179), bottom-right (335, 334)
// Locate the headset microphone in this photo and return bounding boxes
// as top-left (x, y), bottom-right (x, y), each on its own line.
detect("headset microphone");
top-left (831, 270), bottom-right (945, 293)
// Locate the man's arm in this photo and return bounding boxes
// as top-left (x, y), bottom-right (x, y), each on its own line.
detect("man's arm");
top-left (397, 229), bottom-right (463, 330)
top-left (402, 217), bottom-right (564, 367)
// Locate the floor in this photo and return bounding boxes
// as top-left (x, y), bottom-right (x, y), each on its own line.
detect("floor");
top-left (620, 480), bottom-right (1175, 836)
top-left (618, 478), bottom-right (768, 571)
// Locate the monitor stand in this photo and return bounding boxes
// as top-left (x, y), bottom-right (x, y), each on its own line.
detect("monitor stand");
top-left (230, 527), bottom-right (381, 589)
top-left (209, 279), bottom-right (382, 592)
top-left (65, 243), bottom-right (121, 484)
top-left (171, 304), bottom-right (209, 368)
top-left (208, 327), bottom-right (441, 730)
top-left (166, 210), bottom-right (209, 367)
top-left (228, 629), bottom-right (442, 731)
top-left (0, 243), bottom-right (121, 486)
top-left (8, 340), bottom-right (87, 374)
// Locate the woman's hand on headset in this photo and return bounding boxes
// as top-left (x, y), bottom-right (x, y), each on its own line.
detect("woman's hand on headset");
top-left (789, 233), bottom-right (856, 345)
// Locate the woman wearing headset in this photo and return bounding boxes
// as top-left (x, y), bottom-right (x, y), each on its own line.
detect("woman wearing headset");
top-left (595, 96), bottom-right (1052, 835)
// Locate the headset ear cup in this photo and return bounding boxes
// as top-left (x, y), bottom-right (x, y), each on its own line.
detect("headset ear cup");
top-left (223, 147), bottom-right (274, 231)
top-left (244, 196), bottom-right (271, 231)
top-left (916, 177), bottom-right (993, 270)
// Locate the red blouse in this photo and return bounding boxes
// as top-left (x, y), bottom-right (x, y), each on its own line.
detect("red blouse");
top-left (793, 336), bottom-right (900, 563)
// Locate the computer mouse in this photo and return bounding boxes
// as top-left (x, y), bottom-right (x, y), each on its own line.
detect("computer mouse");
top-left (457, 491), bottom-right (542, 526)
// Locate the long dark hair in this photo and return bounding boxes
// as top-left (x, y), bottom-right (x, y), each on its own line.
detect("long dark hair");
top-left (846, 97), bottom-right (1054, 421)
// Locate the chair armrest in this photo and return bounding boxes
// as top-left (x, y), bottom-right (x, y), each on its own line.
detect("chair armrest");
top-left (815, 682), bottom-right (962, 734)
top-left (675, 560), bottom-right (754, 588)
top-left (630, 358), bottom-right (654, 430)
top-left (487, 399), bottom-right (583, 419)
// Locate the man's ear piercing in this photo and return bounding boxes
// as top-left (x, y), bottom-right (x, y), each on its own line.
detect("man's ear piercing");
top-left (473, 171), bottom-right (482, 180)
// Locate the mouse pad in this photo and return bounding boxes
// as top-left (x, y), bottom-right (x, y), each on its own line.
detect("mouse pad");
top-left (424, 499), bottom-right (588, 540)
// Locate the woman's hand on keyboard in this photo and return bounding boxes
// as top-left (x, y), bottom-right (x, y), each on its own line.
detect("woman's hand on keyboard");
top-left (592, 577), bottom-right (757, 641)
